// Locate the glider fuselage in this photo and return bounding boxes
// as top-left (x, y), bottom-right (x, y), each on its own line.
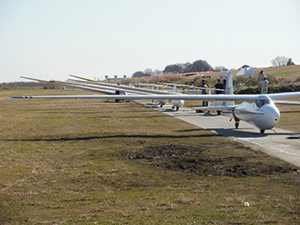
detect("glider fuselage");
top-left (233, 96), bottom-right (280, 131)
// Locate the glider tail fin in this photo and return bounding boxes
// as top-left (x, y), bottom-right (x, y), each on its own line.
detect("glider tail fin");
top-left (223, 71), bottom-right (234, 107)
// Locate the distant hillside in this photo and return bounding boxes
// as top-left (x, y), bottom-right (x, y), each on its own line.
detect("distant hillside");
top-left (2, 65), bottom-right (299, 91)
top-left (233, 65), bottom-right (300, 81)
top-left (0, 82), bottom-right (62, 90)
top-left (121, 65), bottom-right (300, 86)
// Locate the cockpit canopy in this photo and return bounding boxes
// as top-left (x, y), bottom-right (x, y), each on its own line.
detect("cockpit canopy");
top-left (255, 95), bottom-right (271, 108)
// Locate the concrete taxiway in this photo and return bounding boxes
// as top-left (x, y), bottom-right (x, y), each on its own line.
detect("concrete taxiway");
top-left (137, 101), bottom-right (300, 167)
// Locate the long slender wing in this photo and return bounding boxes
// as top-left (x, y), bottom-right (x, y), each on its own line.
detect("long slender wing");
top-left (70, 74), bottom-right (223, 93)
top-left (273, 100), bottom-right (300, 105)
top-left (70, 75), bottom-right (300, 101)
top-left (20, 76), bottom-right (117, 95)
top-left (11, 92), bottom-right (300, 102)
top-left (268, 92), bottom-right (300, 99)
top-left (12, 75), bottom-right (300, 102)
top-left (11, 94), bottom-right (257, 101)
top-left (20, 76), bottom-right (156, 95)
top-left (69, 74), bottom-right (176, 95)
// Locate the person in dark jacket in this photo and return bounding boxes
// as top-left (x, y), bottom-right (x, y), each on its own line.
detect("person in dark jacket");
top-left (214, 79), bottom-right (223, 94)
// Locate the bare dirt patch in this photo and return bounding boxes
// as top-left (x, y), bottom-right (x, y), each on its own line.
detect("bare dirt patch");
top-left (120, 143), bottom-right (299, 179)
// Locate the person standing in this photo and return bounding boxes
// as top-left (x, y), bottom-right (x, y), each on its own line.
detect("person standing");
top-left (258, 70), bottom-right (265, 83)
top-left (260, 77), bottom-right (269, 94)
top-left (223, 79), bottom-right (227, 94)
top-left (201, 79), bottom-right (208, 106)
top-left (214, 79), bottom-right (223, 94)
top-left (214, 79), bottom-right (224, 115)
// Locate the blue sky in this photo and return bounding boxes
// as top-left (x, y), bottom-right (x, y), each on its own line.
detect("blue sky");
top-left (1, 0), bottom-right (299, 82)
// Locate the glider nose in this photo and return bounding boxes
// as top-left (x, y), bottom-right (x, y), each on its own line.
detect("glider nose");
top-left (261, 105), bottom-right (280, 129)
top-left (272, 109), bottom-right (280, 127)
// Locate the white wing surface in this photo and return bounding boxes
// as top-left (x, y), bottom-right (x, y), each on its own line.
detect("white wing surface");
top-left (20, 76), bottom-right (117, 95)
top-left (11, 94), bottom-right (256, 101)
top-left (273, 100), bottom-right (300, 105)
top-left (268, 92), bottom-right (300, 100)
top-left (12, 75), bottom-right (300, 102)
top-left (20, 76), bottom-right (165, 95)
top-left (69, 74), bottom-right (177, 95)
top-left (12, 92), bottom-right (300, 103)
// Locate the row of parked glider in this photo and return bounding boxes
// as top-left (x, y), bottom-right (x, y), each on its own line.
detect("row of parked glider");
top-left (12, 73), bottom-right (300, 134)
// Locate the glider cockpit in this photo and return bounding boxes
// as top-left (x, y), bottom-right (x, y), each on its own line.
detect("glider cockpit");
top-left (255, 95), bottom-right (271, 108)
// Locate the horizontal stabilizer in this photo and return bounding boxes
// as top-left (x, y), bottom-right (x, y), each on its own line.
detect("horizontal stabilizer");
top-left (193, 105), bottom-right (235, 111)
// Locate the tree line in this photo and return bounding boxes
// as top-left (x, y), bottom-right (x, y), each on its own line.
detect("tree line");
top-left (132, 59), bottom-right (213, 77)
top-left (132, 56), bottom-right (295, 78)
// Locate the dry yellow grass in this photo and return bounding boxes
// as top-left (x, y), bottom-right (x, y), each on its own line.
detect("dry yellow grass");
top-left (0, 89), bottom-right (299, 224)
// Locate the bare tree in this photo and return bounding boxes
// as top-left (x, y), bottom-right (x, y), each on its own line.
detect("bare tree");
top-left (152, 69), bottom-right (163, 75)
top-left (271, 56), bottom-right (290, 67)
top-left (214, 66), bottom-right (227, 72)
top-left (144, 68), bottom-right (153, 76)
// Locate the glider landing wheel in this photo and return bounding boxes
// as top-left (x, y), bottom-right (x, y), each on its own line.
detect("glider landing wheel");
top-left (160, 104), bottom-right (163, 108)
top-left (235, 122), bottom-right (239, 129)
top-left (217, 110), bottom-right (221, 115)
top-left (176, 107), bottom-right (179, 111)
top-left (260, 129), bottom-right (265, 134)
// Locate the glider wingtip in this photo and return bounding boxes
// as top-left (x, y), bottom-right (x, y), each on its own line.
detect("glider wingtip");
top-left (11, 96), bottom-right (32, 99)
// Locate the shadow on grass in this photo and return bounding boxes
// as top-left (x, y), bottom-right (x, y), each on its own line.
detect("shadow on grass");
top-left (198, 112), bottom-right (219, 117)
top-left (207, 128), bottom-right (299, 138)
top-left (279, 110), bottom-right (300, 114)
top-left (32, 114), bottom-right (167, 119)
top-left (2, 133), bottom-right (220, 142)
top-left (177, 128), bottom-right (299, 138)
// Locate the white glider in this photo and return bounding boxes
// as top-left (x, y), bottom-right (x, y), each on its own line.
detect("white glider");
top-left (12, 90), bottom-right (300, 133)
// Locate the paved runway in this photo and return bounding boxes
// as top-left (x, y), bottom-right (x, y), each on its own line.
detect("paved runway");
top-left (137, 101), bottom-right (300, 167)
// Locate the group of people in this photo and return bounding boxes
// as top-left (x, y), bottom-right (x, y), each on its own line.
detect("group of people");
top-left (194, 70), bottom-right (269, 107)
top-left (199, 78), bottom-right (226, 106)
top-left (199, 79), bottom-right (226, 94)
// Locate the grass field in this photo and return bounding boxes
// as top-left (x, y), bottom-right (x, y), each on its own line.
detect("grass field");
top-left (0, 89), bottom-right (300, 224)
